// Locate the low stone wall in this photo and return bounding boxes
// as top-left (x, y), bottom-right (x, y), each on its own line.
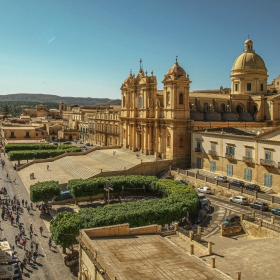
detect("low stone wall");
top-left (242, 220), bottom-right (280, 238)
top-left (221, 226), bottom-right (243, 236)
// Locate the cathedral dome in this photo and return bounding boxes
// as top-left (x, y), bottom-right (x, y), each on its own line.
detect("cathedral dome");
top-left (231, 39), bottom-right (267, 71)
top-left (166, 58), bottom-right (186, 78)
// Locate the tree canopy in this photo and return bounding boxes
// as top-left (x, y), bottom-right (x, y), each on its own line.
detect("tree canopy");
top-left (30, 181), bottom-right (61, 204)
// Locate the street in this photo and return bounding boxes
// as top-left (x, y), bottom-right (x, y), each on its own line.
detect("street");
top-left (0, 154), bottom-right (76, 280)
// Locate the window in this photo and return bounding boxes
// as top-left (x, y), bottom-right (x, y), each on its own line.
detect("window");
top-left (196, 157), bottom-right (202, 168)
top-left (204, 102), bottom-right (208, 112)
top-left (235, 83), bottom-right (239, 92)
top-left (260, 83), bottom-right (263, 91)
top-left (221, 103), bottom-right (225, 112)
top-left (110, 125), bottom-right (113, 132)
top-left (265, 151), bottom-right (271, 164)
top-left (211, 143), bottom-right (216, 152)
top-left (197, 142), bottom-right (201, 149)
top-left (264, 173), bottom-right (272, 187)
top-left (115, 126), bottom-right (118, 133)
top-left (245, 148), bottom-right (252, 160)
top-left (247, 83), bottom-right (251, 91)
top-left (227, 164), bottom-right (233, 176)
top-left (25, 132), bottom-right (30, 138)
top-left (210, 161), bottom-right (216, 172)
top-left (179, 93), bottom-right (183, 104)
top-left (226, 146), bottom-right (235, 155)
top-left (138, 96), bottom-right (143, 108)
top-left (244, 168), bottom-right (252, 181)
top-left (115, 139), bottom-right (118, 145)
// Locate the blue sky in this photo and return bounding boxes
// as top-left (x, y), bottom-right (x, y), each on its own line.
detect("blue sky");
top-left (0, 0), bottom-right (280, 99)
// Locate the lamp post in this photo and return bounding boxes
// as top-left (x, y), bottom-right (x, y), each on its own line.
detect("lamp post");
top-left (104, 179), bottom-right (113, 204)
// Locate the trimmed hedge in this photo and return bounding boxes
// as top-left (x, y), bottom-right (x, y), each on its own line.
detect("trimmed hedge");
top-left (30, 181), bottom-right (61, 203)
top-left (4, 144), bottom-right (55, 153)
top-left (7, 147), bottom-right (82, 161)
top-left (50, 176), bottom-right (199, 249)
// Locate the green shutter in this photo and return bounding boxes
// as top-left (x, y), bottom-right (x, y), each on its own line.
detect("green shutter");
top-left (264, 173), bottom-right (272, 187)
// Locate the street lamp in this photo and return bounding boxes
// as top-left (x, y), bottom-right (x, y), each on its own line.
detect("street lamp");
top-left (104, 179), bottom-right (113, 204)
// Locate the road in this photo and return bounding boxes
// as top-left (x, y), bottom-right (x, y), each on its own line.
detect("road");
top-left (1, 154), bottom-right (76, 280)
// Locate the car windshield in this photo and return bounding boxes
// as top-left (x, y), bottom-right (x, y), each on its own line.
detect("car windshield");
top-left (199, 195), bottom-right (206, 200)
top-left (222, 218), bottom-right (230, 223)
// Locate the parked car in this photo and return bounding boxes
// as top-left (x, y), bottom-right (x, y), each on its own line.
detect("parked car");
top-left (229, 180), bottom-right (245, 188)
top-left (250, 201), bottom-right (269, 211)
top-left (218, 214), bottom-right (241, 228)
top-left (214, 175), bottom-right (227, 182)
top-left (53, 190), bottom-right (73, 201)
top-left (201, 200), bottom-right (211, 213)
top-left (85, 143), bottom-right (91, 146)
top-left (63, 141), bottom-right (72, 144)
top-left (229, 195), bottom-right (248, 205)
top-left (244, 184), bottom-right (261, 192)
top-left (197, 186), bottom-right (212, 194)
top-left (271, 208), bottom-right (280, 216)
top-left (175, 180), bottom-right (188, 185)
top-left (198, 193), bottom-right (208, 203)
top-left (195, 209), bottom-right (207, 224)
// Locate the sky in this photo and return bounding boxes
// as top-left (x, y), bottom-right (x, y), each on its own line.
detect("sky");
top-left (0, 0), bottom-right (280, 100)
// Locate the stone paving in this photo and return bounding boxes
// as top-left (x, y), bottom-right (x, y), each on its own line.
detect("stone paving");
top-left (1, 153), bottom-right (77, 280)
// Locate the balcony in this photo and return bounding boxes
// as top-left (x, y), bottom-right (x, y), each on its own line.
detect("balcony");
top-left (194, 148), bottom-right (202, 153)
top-left (225, 153), bottom-right (235, 160)
top-left (208, 150), bottom-right (218, 157)
top-left (243, 156), bottom-right (253, 163)
top-left (260, 159), bottom-right (276, 167)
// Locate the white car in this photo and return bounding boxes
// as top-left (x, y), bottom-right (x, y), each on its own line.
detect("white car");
top-left (197, 186), bottom-right (212, 194)
top-left (214, 175), bottom-right (227, 182)
top-left (229, 196), bottom-right (248, 205)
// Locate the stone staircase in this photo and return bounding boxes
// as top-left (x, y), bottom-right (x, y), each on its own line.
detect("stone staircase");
top-left (55, 156), bottom-right (97, 179)
top-left (87, 150), bottom-right (136, 170)
top-left (19, 163), bottom-right (52, 190)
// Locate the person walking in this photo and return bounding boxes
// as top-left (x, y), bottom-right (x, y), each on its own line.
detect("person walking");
top-left (27, 205), bottom-right (30, 213)
top-left (20, 261), bottom-right (24, 273)
top-left (35, 242), bottom-right (39, 252)
top-left (15, 235), bottom-right (18, 245)
top-left (47, 165), bottom-right (49, 170)
top-left (29, 232), bottom-right (33, 241)
top-left (48, 237), bottom-right (52, 249)
top-left (33, 251), bottom-right (38, 262)
top-left (39, 226), bottom-right (43, 236)
top-left (30, 223), bottom-right (33, 233)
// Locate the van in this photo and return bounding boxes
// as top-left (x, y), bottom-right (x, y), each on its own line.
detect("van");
top-left (53, 190), bottom-right (73, 201)
top-left (218, 214), bottom-right (241, 228)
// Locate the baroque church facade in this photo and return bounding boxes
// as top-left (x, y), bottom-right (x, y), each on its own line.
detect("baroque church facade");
top-left (119, 39), bottom-right (280, 166)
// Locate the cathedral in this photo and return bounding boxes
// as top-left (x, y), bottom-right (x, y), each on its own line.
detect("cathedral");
top-left (119, 39), bottom-right (280, 166)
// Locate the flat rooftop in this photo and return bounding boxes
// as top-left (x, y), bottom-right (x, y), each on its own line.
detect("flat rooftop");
top-left (89, 234), bottom-right (226, 279)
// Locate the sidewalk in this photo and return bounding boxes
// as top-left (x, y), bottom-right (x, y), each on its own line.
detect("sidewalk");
top-left (2, 153), bottom-right (76, 280)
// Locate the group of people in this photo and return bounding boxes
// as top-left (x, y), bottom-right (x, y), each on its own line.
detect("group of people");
top-left (29, 172), bottom-right (35, 179)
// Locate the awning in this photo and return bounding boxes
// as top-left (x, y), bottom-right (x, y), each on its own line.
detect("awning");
top-left (0, 250), bottom-right (13, 263)
top-left (0, 242), bottom-right (11, 251)
top-left (0, 265), bottom-right (14, 278)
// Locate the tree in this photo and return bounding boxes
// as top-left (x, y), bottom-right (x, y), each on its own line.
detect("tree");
top-left (50, 212), bottom-right (80, 254)
top-left (30, 181), bottom-right (61, 204)
top-left (1, 103), bottom-right (12, 119)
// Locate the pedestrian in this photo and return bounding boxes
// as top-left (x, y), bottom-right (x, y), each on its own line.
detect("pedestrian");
top-left (30, 241), bottom-right (34, 251)
top-left (30, 224), bottom-right (33, 233)
top-left (48, 237), bottom-right (52, 249)
top-left (21, 199), bottom-right (24, 206)
top-left (47, 165), bottom-right (49, 170)
top-left (22, 238), bottom-right (26, 248)
top-left (30, 232), bottom-right (33, 241)
top-left (39, 226), bottom-right (43, 236)
top-left (6, 173), bottom-right (8, 178)
top-left (10, 215), bottom-right (14, 225)
top-left (20, 261), bottom-right (24, 273)
top-left (35, 242), bottom-right (39, 252)
top-left (16, 214), bottom-right (19, 224)
top-left (33, 251), bottom-right (38, 262)
top-left (30, 202), bottom-right (33, 210)
top-left (27, 205), bottom-right (30, 213)
top-left (15, 235), bottom-right (18, 245)
top-left (25, 200), bottom-right (27, 207)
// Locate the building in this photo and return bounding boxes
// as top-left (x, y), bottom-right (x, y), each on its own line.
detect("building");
top-left (120, 59), bottom-right (192, 166)
top-left (191, 126), bottom-right (280, 192)
top-left (77, 223), bottom-right (226, 280)
top-left (21, 103), bottom-right (62, 119)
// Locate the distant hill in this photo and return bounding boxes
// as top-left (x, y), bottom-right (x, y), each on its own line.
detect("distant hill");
top-left (0, 93), bottom-right (121, 106)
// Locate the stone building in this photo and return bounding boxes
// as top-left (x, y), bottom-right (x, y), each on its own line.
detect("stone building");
top-left (191, 126), bottom-right (280, 192)
top-left (119, 59), bottom-right (192, 166)
top-left (21, 103), bottom-right (62, 119)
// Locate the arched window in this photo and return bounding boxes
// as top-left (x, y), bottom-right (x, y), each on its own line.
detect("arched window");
top-left (139, 96), bottom-right (143, 108)
top-left (179, 93), bottom-right (183, 104)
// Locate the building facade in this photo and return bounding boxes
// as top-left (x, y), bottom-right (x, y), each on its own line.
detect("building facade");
top-left (191, 127), bottom-right (280, 192)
